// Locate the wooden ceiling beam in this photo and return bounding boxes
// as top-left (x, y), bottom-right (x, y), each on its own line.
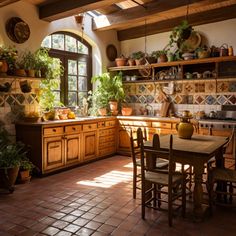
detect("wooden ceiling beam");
top-left (117, 4), bottom-right (236, 41)
top-left (92, 0), bottom-right (204, 31)
top-left (0, 0), bottom-right (19, 8)
top-left (39, 0), bottom-right (124, 22)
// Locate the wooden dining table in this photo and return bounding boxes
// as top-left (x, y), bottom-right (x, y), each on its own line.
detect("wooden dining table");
top-left (145, 134), bottom-right (228, 220)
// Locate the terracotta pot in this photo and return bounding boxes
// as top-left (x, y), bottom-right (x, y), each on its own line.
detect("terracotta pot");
top-left (98, 108), bottom-right (107, 116)
top-left (18, 170), bottom-right (31, 184)
top-left (27, 69), bottom-right (35, 77)
top-left (0, 166), bottom-right (19, 193)
top-left (15, 69), bottom-right (27, 77)
top-left (109, 100), bottom-right (118, 112)
top-left (135, 58), bottom-right (145, 66)
top-left (115, 58), bottom-right (127, 67)
top-left (121, 107), bottom-right (133, 116)
top-left (157, 54), bottom-right (168, 63)
top-left (0, 60), bottom-right (8, 75)
top-left (128, 59), bottom-right (135, 66)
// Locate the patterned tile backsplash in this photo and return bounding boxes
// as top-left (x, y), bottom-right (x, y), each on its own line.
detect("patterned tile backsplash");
top-left (0, 78), bottom-right (40, 135)
top-left (123, 78), bottom-right (236, 115)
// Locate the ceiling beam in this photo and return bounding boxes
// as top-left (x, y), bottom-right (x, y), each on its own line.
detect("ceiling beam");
top-left (39, 0), bottom-right (124, 22)
top-left (0, 0), bottom-right (19, 8)
top-left (117, 4), bottom-right (236, 41)
top-left (92, 0), bottom-right (204, 31)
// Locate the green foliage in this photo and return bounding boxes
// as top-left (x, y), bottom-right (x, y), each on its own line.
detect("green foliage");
top-left (131, 51), bottom-right (145, 59)
top-left (21, 51), bottom-right (37, 70)
top-left (20, 158), bottom-right (34, 171)
top-left (38, 47), bottom-right (64, 111)
top-left (0, 127), bottom-right (28, 168)
top-left (151, 50), bottom-right (167, 59)
top-left (89, 72), bottom-right (125, 115)
top-left (0, 45), bottom-right (18, 71)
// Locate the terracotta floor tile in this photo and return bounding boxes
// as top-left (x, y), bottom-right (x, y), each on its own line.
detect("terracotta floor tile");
top-left (0, 155), bottom-right (236, 236)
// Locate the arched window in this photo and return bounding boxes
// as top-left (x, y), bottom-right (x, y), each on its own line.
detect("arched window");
top-left (41, 31), bottom-right (92, 107)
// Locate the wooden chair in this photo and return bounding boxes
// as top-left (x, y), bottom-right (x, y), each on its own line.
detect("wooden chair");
top-left (129, 127), bottom-right (168, 199)
top-left (139, 130), bottom-right (187, 226)
top-left (208, 128), bottom-right (236, 208)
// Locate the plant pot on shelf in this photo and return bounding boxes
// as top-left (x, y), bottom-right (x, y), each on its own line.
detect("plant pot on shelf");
top-left (27, 69), bottom-right (35, 77)
top-left (0, 60), bottom-right (8, 76)
top-left (128, 59), bottom-right (135, 66)
top-left (15, 68), bottom-right (27, 77)
top-left (115, 57), bottom-right (127, 67)
top-left (157, 54), bottom-right (168, 63)
top-left (135, 58), bottom-right (146, 66)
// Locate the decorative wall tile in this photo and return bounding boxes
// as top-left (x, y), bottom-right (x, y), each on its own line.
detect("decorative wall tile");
top-left (205, 95), bottom-right (217, 105)
top-left (15, 94), bottom-right (25, 104)
top-left (146, 95), bottom-right (154, 103)
top-left (229, 81), bottom-right (236, 92)
top-left (146, 84), bottom-right (155, 94)
top-left (205, 81), bottom-right (216, 93)
top-left (137, 84), bottom-right (146, 94)
top-left (175, 83), bottom-right (183, 93)
top-left (194, 95), bottom-right (205, 104)
top-left (0, 96), bottom-right (4, 107)
top-left (195, 82), bottom-right (205, 93)
top-left (217, 81), bottom-right (229, 93)
top-left (217, 95), bottom-right (227, 105)
top-left (183, 83), bottom-right (195, 94)
top-left (6, 95), bottom-right (15, 105)
top-left (228, 95), bottom-right (236, 104)
top-left (139, 95), bottom-right (146, 104)
top-left (174, 95), bottom-right (182, 104)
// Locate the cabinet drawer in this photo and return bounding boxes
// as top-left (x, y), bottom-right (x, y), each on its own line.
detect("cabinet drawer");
top-left (105, 120), bottom-right (116, 127)
top-left (99, 141), bottom-right (115, 149)
top-left (44, 127), bottom-right (63, 136)
top-left (119, 120), bottom-right (133, 126)
top-left (97, 122), bottom-right (105, 128)
top-left (99, 136), bottom-right (115, 143)
top-left (99, 128), bottom-right (116, 136)
top-left (98, 147), bottom-right (116, 156)
top-left (133, 121), bottom-right (151, 127)
top-left (83, 123), bottom-right (97, 131)
top-left (65, 125), bottom-right (82, 133)
top-left (152, 122), bottom-right (172, 129)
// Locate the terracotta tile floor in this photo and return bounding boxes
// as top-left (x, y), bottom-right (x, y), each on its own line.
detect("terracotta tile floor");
top-left (0, 155), bottom-right (236, 236)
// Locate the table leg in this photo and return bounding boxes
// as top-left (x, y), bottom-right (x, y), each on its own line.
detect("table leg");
top-left (193, 164), bottom-right (205, 220)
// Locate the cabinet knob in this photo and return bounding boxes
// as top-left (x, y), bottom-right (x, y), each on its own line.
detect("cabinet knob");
top-left (72, 127), bottom-right (76, 131)
top-left (89, 125), bottom-right (91, 128)
top-left (53, 129), bottom-right (56, 132)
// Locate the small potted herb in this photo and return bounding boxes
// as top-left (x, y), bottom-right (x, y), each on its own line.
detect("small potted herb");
top-left (18, 157), bottom-right (34, 184)
top-left (151, 50), bottom-right (168, 63)
top-left (131, 51), bottom-right (145, 65)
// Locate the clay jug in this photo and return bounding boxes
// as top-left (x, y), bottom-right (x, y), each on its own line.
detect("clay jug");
top-left (176, 112), bottom-right (194, 139)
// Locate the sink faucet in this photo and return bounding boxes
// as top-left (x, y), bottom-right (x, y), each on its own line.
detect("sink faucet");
top-left (145, 104), bottom-right (154, 116)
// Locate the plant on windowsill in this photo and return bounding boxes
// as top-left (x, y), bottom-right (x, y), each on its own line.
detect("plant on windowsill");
top-left (91, 72), bottom-right (125, 115)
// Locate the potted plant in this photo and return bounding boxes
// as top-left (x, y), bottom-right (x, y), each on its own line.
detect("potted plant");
top-left (131, 51), bottom-right (145, 65)
top-left (0, 127), bottom-right (27, 192)
top-left (115, 55), bottom-right (127, 67)
top-left (121, 102), bottom-right (133, 116)
top-left (151, 50), bottom-right (168, 63)
top-left (0, 45), bottom-right (18, 75)
top-left (91, 72), bottom-right (125, 115)
top-left (21, 51), bottom-right (37, 77)
top-left (18, 157), bottom-right (34, 184)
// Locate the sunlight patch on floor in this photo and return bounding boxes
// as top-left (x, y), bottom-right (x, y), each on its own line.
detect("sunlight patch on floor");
top-left (77, 170), bottom-right (132, 188)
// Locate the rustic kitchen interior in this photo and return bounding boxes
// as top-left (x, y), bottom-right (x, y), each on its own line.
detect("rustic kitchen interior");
top-left (0, 0), bottom-right (236, 235)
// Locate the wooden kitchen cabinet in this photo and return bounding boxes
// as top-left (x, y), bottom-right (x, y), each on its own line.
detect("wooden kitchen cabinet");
top-left (83, 131), bottom-right (97, 161)
top-left (65, 133), bottom-right (81, 165)
top-left (43, 135), bottom-right (64, 171)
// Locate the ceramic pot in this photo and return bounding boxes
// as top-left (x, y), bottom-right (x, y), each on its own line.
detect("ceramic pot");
top-left (0, 166), bottom-right (19, 193)
top-left (98, 108), bottom-right (107, 116)
top-left (15, 69), bottom-right (27, 77)
top-left (109, 100), bottom-right (118, 112)
top-left (157, 54), bottom-right (168, 63)
top-left (115, 58), bottom-right (127, 67)
top-left (128, 59), bottom-right (135, 66)
top-left (27, 69), bottom-right (35, 77)
top-left (0, 60), bottom-right (8, 75)
top-left (121, 107), bottom-right (132, 116)
top-left (176, 117), bottom-right (194, 139)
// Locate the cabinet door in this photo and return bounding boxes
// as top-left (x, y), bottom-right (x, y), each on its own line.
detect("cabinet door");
top-left (117, 128), bottom-right (130, 153)
top-left (43, 136), bottom-right (64, 172)
top-left (83, 131), bottom-right (97, 161)
top-left (65, 134), bottom-right (81, 165)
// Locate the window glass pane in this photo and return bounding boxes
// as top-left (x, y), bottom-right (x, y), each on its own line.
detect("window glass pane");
top-left (78, 41), bottom-right (88, 54)
top-left (79, 77), bottom-right (87, 91)
top-left (68, 92), bottom-right (77, 106)
top-left (65, 35), bottom-right (77, 52)
top-left (52, 34), bottom-right (64, 50)
top-left (78, 61), bottom-right (87, 76)
top-left (68, 75), bottom-right (78, 91)
top-left (42, 36), bottom-right (51, 48)
top-left (68, 60), bottom-right (77, 75)
top-left (54, 91), bottom-right (61, 103)
top-left (78, 92), bottom-right (87, 106)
